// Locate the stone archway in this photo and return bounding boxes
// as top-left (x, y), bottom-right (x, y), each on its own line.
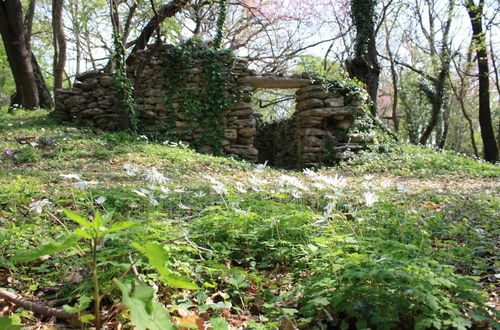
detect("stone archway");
top-left (232, 74), bottom-right (363, 168)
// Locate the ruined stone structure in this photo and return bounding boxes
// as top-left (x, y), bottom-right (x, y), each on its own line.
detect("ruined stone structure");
top-left (54, 44), bottom-right (368, 168)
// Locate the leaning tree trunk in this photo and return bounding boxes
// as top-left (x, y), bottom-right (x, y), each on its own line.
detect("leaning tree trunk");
top-left (52, 0), bottom-right (66, 92)
top-left (465, 0), bottom-right (499, 162)
top-left (126, 0), bottom-right (191, 66)
top-left (0, 0), bottom-right (39, 109)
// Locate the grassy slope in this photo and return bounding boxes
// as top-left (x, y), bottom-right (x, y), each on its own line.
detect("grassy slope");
top-left (0, 110), bottom-right (498, 329)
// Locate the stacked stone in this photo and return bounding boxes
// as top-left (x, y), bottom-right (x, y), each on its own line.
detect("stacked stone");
top-left (53, 43), bottom-right (372, 168)
top-left (129, 49), bottom-right (259, 162)
top-left (129, 52), bottom-right (170, 132)
top-left (294, 85), bottom-right (362, 167)
top-left (54, 72), bottom-right (118, 130)
top-left (223, 58), bottom-right (258, 162)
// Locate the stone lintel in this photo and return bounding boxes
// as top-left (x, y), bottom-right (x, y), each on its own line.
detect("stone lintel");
top-left (237, 76), bottom-right (311, 89)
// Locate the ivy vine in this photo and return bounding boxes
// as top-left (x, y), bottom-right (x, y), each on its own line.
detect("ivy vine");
top-left (112, 33), bottom-right (138, 131)
top-left (160, 39), bottom-right (239, 154)
top-left (213, 0), bottom-right (228, 50)
top-left (351, 0), bottom-right (377, 58)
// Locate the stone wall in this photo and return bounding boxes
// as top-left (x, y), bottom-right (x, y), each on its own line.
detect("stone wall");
top-left (54, 43), bottom-right (367, 167)
top-left (55, 45), bottom-right (259, 162)
top-left (295, 85), bottom-right (363, 167)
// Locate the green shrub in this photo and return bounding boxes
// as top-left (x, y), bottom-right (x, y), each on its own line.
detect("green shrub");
top-left (298, 238), bottom-right (496, 329)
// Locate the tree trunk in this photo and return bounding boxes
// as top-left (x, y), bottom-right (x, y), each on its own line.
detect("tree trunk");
top-left (465, 0), bottom-right (499, 162)
top-left (385, 25), bottom-right (399, 132)
top-left (489, 37), bottom-right (500, 152)
top-left (24, 0), bottom-right (36, 51)
top-left (346, 0), bottom-right (380, 116)
top-left (52, 0), bottom-right (66, 92)
top-left (0, 0), bottom-right (39, 109)
top-left (438, 100), bottom-right (450, 149)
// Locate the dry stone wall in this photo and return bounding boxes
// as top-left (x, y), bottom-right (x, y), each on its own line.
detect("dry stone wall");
top-left (255, 85), bottom-right (363, 168)
top-left (54, 44), bottom-right (366, 167)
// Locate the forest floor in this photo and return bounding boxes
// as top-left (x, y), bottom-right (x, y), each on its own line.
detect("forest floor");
top-left (0, 110), bottom-right (498, 329)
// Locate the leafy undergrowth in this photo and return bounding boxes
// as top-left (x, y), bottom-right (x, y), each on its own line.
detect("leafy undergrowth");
top-left (0, 110), bottom-right (499, 329)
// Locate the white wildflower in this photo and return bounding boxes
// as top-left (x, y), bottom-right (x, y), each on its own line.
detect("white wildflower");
top-left (29, 199), bottom-right (51, 214)
top-left (138, 135), bottom-right (149, 141)
top-left (312, 182), bottom-right (327, 190)
top-left (361, 181), bottom-right (375, 190)
top-left (291, 190), bottom-right (303, 199)
top-left (204, 175), bottom-right (221, 185)
top-left (363, 174), bottom-right (374, 181)
top-left (380, 179), bottom-right (393, 188)
top-left (234, 182), bottom-right (247, 194)
top-left (95, 196), bottom-right (107, 204)
top-left (277, 174), bottom-right (304, 190)
top-left (396, 185), bottom-right (410, 193)
top-left (174, 188), bottom-right (185, 193)
top-left (316, 202), bottom-right (335, 224)
top-left (159, 186), bottom-right (171, 194)
top-left (60, 173), bottom-right (82, 180)
top-left (178, 203), bottom-right (191, 210)
top-left (363, 191), bottom-right (379, 207)
top-left (317, 174), bottom-right (347, 190)
top-left (248, 175), bottom-right (268, 191)
top-left (144, 167), bottom-right (168, 185)
top-left (73, 180), bottom-right (98, 191)
top-left (123, 163), bottom-right (141, 176)
top-left (233, 208), bottom-right (249, 215)
top-left (212, 182), bottom-right (228, 196)
top-left (132, 188), bottom-right (151, 197)
top-left (149, 197), bottom-right (159, 206)
top-left (303, 168), bottom-right (317, 178)
top-left (254, 161), bottom-right (268, 173)
top-left (193, 191), bottom-right (206, 198)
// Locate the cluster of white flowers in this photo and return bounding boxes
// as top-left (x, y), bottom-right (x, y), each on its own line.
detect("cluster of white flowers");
top-left (304, 169), bottom-right (347, 192)
top-left (205, 175), bottom-right (228, 196)
top-left (60, 173), bottom-right (98, 191)
top-left (144, 167), bottom-right (169, 186)
top-left (247, 175), bottom-right (268, 192)
top-left (276, 174), bottom-right (305, 191)
top-left (363, 191), bottom-right (379, 207)
top-left (123, 163), bottom-right (141, 176)
top-left (132, 188), bottom-right (159, 205)
top-left (233, 182), bottom-right (247, 194)
top-left (29, 199), bottom-right (52, 214)
top-left (74, 180), bottom-right (98, 191)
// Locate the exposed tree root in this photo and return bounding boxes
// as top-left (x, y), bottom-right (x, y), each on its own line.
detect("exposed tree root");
top-left (0, 288), bottom-right (80, 326)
